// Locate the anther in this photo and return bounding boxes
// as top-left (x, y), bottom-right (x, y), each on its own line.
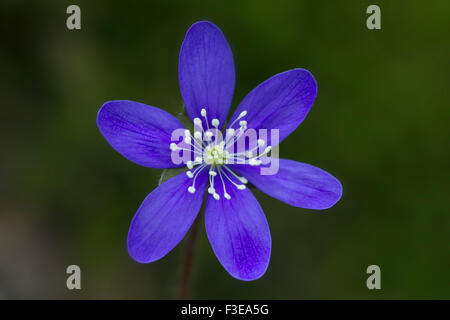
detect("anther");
top-left (201, 108), bottom-right (207, 117)
top-left (188, 186), bottom-right (196, 194)
top-left (249, 158), bottom-right (261, 166)
top-left (224, 193), bottom-right (231, 200)
top-left (239, 110), bottom-right (247, 118)
top-left (228, 110), bottom-right (248, 129)
top-left (225, 129), bottom-right (236, 142)
top-left (186, 171), bottom-right (194, 178)
top-left (193, 131), bottom-right (201, 140)
top-left (170, 143), bottom-right (178, 151)
top-left (205, 131), bottom-right (213, 141)
top-left (193, 117), bottom-right (202, 126)
top-left (257, 139), bottom-right (265, 147)
top-left (211, 118), bottom-right (220, 128)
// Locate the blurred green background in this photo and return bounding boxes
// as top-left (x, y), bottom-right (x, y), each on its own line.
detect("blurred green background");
top-left (1, 0), bottom-right (449, 299)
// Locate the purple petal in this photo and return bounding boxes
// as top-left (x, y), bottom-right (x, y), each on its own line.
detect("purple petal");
top-left (97, 100), bottom-right (184, 169)
top-left (228, 69), bottom-right (317, 145)
top-left (127, 170), bottom-right (208, 263)
top-left (205, 180), bottom-right (271, 281)
top-left (231, 159), bottom-right (342, 210)
top-left (179, 21), bottom-right (235, 128)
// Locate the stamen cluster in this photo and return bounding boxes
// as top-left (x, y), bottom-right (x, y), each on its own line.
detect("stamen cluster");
top-left (169, 108), bottom-right (272, 200)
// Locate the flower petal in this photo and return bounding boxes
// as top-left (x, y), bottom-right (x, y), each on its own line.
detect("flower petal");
top-left (97, 100), bottom-right (184, 169)
top-left (205, 180), bottom-right (271, 281)
top-left (127, 170), bottom-right (208, 263)
top-left (231, 159), bottom-right (342, 210)
top-left (228, 69), bottom-right (317, 145)
top-left (179, 21), bottom-right (235, 128)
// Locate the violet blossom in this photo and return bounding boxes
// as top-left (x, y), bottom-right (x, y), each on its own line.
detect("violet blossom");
top-left (97, 21), bottom-right (342, 281)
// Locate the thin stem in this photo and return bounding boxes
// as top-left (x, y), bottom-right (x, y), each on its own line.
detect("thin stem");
top-left (178, 214), bottom-right (200, 300)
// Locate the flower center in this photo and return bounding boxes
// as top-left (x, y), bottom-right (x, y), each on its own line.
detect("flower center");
top-left (169, 108), bottom-right (272, 200)
top-left (204, 144), bottom-right (227, 165)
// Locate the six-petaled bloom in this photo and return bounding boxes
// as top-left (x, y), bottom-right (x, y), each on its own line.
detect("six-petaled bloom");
top-left (97, 21), bottom-right (342, 281)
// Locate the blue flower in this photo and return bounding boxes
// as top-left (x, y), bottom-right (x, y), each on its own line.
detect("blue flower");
top-left (97, 21), bottom-right (342, 281)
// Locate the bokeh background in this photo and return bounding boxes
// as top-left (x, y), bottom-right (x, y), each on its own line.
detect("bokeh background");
top-left (1, 0), bottom-right (449, 299)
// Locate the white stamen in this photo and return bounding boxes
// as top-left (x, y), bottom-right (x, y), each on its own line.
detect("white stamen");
top-left (205, 131), bottom-right (213, 141)
top-left (211, 118), bottom-right (220, 128)
top-left (239, 120), bottom-right (247, 127)
top-left (193, 117), bottom-right (202, 127)
top-left (213, 193), bottom-right (220, 200)
top-left (187, 164), bottom-right (207, 194)
top-left (200, 108), bottom-right (206, 117)
top-left (193, 131), bottom-right (202, 140)
top-left (225, 125), bottom-right (246, 149)
top-left (187, 161), bottom-right (194, 169)
top-left (248, 158), bottom-right (262, 166)
top-left (217, 168), bottom-right (231, 200)
top-left (170, 143), bottom-right (178, 151)
top-left (186, 171), bottom-right (194, 178)
top-left (228, 109), bottom-right (248, 129)
top-left (188, 186), bottom-right (196, 194)
top-left (219, 167), bottom-right (247, 190)
top-left (222, 165), bottom-right (248, 184)
top-left (257, 139), bottom-right (265, 147)
top-left (209, 170), bottom-right (217, 176)
top-left (224, 193), bottom-right (231, 200)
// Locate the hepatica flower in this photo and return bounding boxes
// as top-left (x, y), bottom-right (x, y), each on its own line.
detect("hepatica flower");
top-left (97, 21), bottom-right (342, 281)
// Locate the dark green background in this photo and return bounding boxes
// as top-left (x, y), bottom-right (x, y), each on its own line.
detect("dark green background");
top-left (1, 0), bottom-right (449, 299)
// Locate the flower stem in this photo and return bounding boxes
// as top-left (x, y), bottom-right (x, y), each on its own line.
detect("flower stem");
top-left (178, 214), bottom-right (200, 300)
